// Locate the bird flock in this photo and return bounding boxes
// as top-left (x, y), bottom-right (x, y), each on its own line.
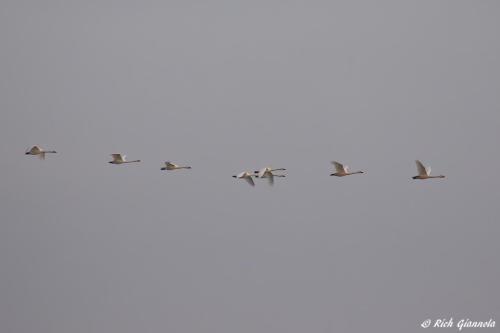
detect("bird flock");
top-left (25, 145), bottom-right (445, 187)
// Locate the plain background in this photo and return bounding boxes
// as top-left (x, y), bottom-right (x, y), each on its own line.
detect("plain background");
top-left (1, 1), bottom-right (499, 332)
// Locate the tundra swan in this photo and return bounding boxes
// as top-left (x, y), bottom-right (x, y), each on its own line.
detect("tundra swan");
top-left (232, 171), bottom-right (257, 187)
top-left (161, 162), bottom-right (192, 171)
top-left (413, 160), bottom-right (445, 179)
top-left (330, 161), bottom-right (364, 177)
top-left (109, 154), bottom-right (141, 164)
top-left (25, 146), bottom-right (57, 160)
top-left (254, 167), bottom-right (286, 185)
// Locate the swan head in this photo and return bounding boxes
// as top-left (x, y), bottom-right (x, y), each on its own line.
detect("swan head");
top-left (412, 176), bottom-right (419, 179)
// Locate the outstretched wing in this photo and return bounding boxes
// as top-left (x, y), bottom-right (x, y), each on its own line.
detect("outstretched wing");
top-left (267, 173), bottom-right (274, 186)
top-left (331, 161), bottom-right (345, 173)
top-left (111, 154), bottom-right (124, 162)
top-left (28, 146), bottom-right (41, 154)
top-left (415, 160), bottom-right (428, 176)
top-left (245, 176), bottom-right (255, 187)
top-left (166, 162), bottom-right (177, 169)
top-left (258, 167), bottom-right (268, 178)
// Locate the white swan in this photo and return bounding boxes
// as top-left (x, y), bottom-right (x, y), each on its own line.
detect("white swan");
top-left (109, 154), bottom-right (141, 165)
top-left (330, 161), bottom-right (364, 177)
top-left (161, 161), bottom-right (192, 171)
top-left (232, 171), bottom-right (257, 187)
top-left (25, 145), bottom-right (57, 160)
top-left (413, 160), bottom-right (445, 179)
top-left (253, 167), bottom-right (286, 185)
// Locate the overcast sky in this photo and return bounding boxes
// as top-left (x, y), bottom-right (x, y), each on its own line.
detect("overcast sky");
top-left (1, 1), bottom-right (499, 332)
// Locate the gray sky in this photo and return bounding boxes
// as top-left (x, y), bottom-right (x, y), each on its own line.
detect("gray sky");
top-left (1, 1), bottom-right (499, 332)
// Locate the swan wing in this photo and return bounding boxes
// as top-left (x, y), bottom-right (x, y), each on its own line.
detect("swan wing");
top-left (267, 173), bottom-right (274, 185)
top-left (331, 161), bottom-right (344, 173)
top-left (245, 176), bottom-right (255, 186)
top-left (166, 162), bottom-right (177, 169)
top-left (111, 154), bottom-right (124, 162)
top-left (29, 146), bottom-right (42, 154)
top-left (415, 160), bottom-right (428, 176)
top-left (258, 167), bottom-right (268, 178)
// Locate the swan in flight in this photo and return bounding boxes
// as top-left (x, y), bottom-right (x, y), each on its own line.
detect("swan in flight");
top-left (412, 160), bottom-right (445, 179)
top-left (161, 161), bottom-right (192, 171)
top-left (108, 154), bottom-right (141, 165)
top-left (25, 145), bottom-right (57, 159)
top-left (232, 171), bottom-right (257, 187)
top-left (253, 167), bottom-right (286, 185)
top-left (330, 161), bottom-right (364, 177)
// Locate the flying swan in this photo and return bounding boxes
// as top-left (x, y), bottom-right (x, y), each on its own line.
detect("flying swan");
top-left (254, 167), bottom-right (286, 185)
top-left (412, 160), bottom-right (445, 179)
top-left (25, 145), bottom-right (57, 160)
top-left (109, 154), bottom-right (141, 165)
top-left (330, 161), bottom-right (364, 177)
top-left (232, 171), bottom-right (257, 187)
top-left (161, 162), bottom-right (192, 171)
